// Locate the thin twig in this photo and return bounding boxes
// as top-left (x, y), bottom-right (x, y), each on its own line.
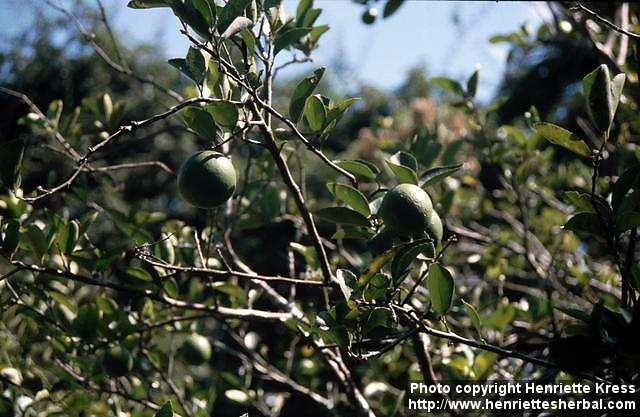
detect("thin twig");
top-left (571, 3), bottom-right (640, 40)
top-left (136, 252), bottom-right (329, 287)
top-left (394, 305), bottom-right (608, 384)
top-left (44, 0), bottom-right (184, 101)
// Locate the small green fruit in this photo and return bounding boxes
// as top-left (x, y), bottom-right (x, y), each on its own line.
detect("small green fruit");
top-left (103, 346), bottom-right (133, 377)
top-left (177, 151), bottom-right (236, 208)
top-left (181, 333), bottom-right (212, 366)
top-left (378, 184), bottom-right (442, 241)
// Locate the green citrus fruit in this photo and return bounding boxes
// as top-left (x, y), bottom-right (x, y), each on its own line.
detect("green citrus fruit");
top-left (181, 333), bottom-right (212, 365)
top-left (378, 184), bottom-right (442, 241)
top-left (103, 346), bottom-right (133, 377)
top-left (177, 151), bottom-right (236, 208)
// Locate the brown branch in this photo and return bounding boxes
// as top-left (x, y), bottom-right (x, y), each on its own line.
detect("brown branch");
top-left (85, 97), bottom-right (239, 157)
top-left (393, 305), bottom-right (608, 384)
top-left (53, 358), bottom-right (163, 411)
top-left (136, 252), bottom-right (329, 287)
top-left (0, 86), bottom-right (83, 162)
top-left (9, 260), bottom-right (291, 322)
top-left (44, 0), bottom-right (184, 101)
top-left (90, 161), bottom-right (174, 175)
top-left (571, 3), bottom-right (640, 41)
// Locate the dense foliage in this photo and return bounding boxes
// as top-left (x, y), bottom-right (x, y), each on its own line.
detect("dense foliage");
top-left (1, 1), bottom-right (640, 416)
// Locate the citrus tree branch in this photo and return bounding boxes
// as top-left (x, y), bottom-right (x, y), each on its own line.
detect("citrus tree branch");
top-left (571, 3), bottom-right (640, 41)
top-left (393, 305), bottom-right (608, 384)
top-left (43, 0), bottom-right (184, 101)
top-left (8, 260), bottom-right (291, 322)
top-left (135, 250), bottom-right (330, 287)
top-left (181, 30), bottom-right (358, 185)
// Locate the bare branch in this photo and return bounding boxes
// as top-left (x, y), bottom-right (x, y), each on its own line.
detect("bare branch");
top-left (571, 3), bottom-right (640, 41)
top-left (9, 260), bottom-right (292, 322)
top-left (43, 0), bottom-right (184, 101)
top-left (136, 251), bottom-right (330, 287)
top-left (394, 305), bottom-right (608, 384)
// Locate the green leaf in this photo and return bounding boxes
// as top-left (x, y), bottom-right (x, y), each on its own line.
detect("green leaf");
top-left (303, 94), bottom-right (326, 131)
top-left (615, 211), bottom-right (640, 233)
top-left (183, 107), bottom-right (217, 139)
top-left (126, 267), bottom-right (153, 282)
top-left (391, 240), bottom-right (435, 286)
top-left (301, 9), bottom-right (321, 28)
top-left (127, 0), bottom-right (172, 9)
top-left (206, 101), bottom-right (238, 129)
top-left (333, 159), bottom-right (379, 180)
top-left (419, 163), bottom-right (463, 187)
top-left (363, 307), bottom-right (393, 335)
top-left (218, 0), bottom-right (252, 33)
top-left (168, 58), bottom-right (190, 77)
top-left (154, 401), bottom-right (173, 417)
top-left (466, 68), bottom-right (479, 98)
top-left (47, 99), bottom-right (63, 128)
top-left (431, 77), bottom-right (464, 97)
top-left (461, 299), bottom-right (482, 339)
top-left (499, 125), bottom-right (526, 145)
top-left (211, 282), bottom-right (247, 302)
top-left (383, 0), bottom-right (404, 18)
top-left (583, 64), bottom-right (613, 133)
top-left (24, 224), bottom-right (49, 262)
top-left (326, 182), bottom-right (370, 217)
top-left (386, 151), bottom-right (418, 184)
top-left (274, 27), bottom-right (312, 55)
top-left (315, 207), bottom-right (370, 227)
top-left (295, 0), bottom-right (313, 25)
top-left (0, 137), bottom-right (25, 191)
top-left (427, 264), bottom-right (454, 316)
top-left (533, 122), bottom-right (591, 158)
top-left (613, 165), bottom-right (640, 212)
top-left (563, 191), bottom-right (611, 217)
top-left (1, 219), bottom-right (20, 256)
top-left (327, 97), bottom-right (358, 122)
top-left (610, 73), bottom-right (626, 120)
top-left (186, 47), bottom-right (206, 86)
top-left (170, 0), bottom-right (213, 39)
top-left (564, 212), bottom-right (605, 239)
top-left (163, 278), bottom-right (179, 298)
top-left (58, 220), bottom-right (80, 254)
top-left (333, 269), bottom-right (356, 300)
top-left (309, 24), bottom-right (329, 45)
top-left (289, 67), bottom-right (325, 123)
top-left (221, 16), bottom-right (253, 38)
top-left (289, 242), bottom-right (318, 269)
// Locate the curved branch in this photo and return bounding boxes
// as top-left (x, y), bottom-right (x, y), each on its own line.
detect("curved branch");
top-left (44, 0), bottom-right (184, 101)
top-left (571, 3), bottom-right (640, 41)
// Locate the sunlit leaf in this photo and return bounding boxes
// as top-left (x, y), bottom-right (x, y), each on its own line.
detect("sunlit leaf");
top-left (533, 122), bottom-right (591, 158)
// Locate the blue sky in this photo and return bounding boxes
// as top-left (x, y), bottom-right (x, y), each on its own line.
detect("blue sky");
top-left (4, 1), bottom-right (549, 101)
